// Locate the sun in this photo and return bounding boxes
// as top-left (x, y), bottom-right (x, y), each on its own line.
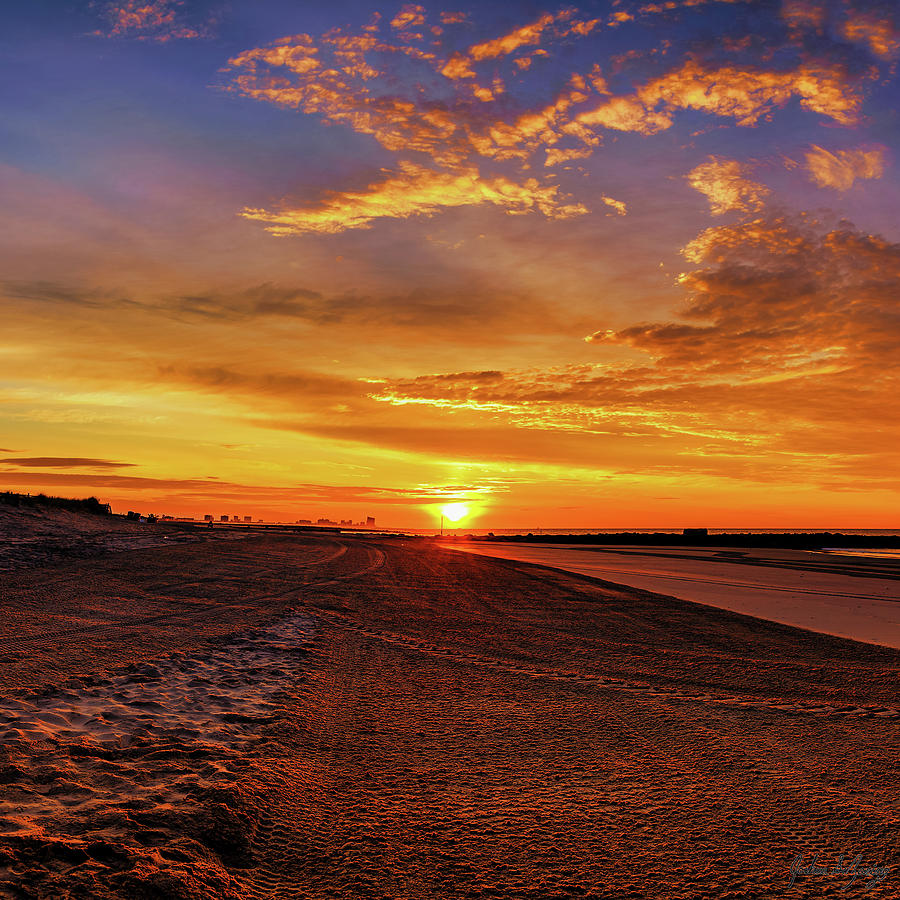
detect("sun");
top-left (441, 502), bottom-right (469, 523)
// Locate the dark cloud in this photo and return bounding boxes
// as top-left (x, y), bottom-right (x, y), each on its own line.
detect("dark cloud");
top-left (0, 469), bottom-right (495, 506)
top-left (1, 457), bottom-right (135, 469)
top-left (166, 283), bottom-right (571, 338)
top-left (157, 365), bottom-right (365, 403)
top-left (2, 281), bottom-right (121, 309)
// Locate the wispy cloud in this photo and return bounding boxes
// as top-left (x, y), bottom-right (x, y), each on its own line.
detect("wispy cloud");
top-left (781, 0), bottom-right (899, 60)
top-left (0, 468), bottom-right (498, 508)
top-left (1, 457), bottom-right (135, 468)
top-left (804, 145), bottom-right (886, 191)
top-left (240, 162), bottom-right (587, 235)
top-left (841, 7), bottom-right (900, 59)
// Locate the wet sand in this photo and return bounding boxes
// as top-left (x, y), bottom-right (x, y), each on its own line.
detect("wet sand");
top-left (1, 526), bottom-right (898, 897)
top-left (444, 542), bottom-right (900, 649)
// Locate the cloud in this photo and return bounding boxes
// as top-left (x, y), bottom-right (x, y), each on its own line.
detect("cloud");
top-left (95, 0), bottom-right (203, 41)
top-left (360, 214), bottom-right (900, 486)
top-left (780, 0), bottom-right (900, 60)
top-left (804, 145), bottom-right (886, 191)
top-left (225, 16), bottom-right (607, 169)
top-left (602, 196), bottom-right (628, 216)
top-left (2, 281), bottom-right (132, 309)
top-left (1, 457), bottom-right (134, 468)
top-left (0, 469), bottom-right (495, 507)
top-left (167, 282), bottom-right (568, 337)
top-left (575, 59), bottom-right (861, 135)
top-left (440, 53), bottom-right (477, 80)
top-left (157, 365), bottom-right (365, 406)
top-left (391, 5), bottom-right (426, 31)
top-left (687, 157), bottom-right (770, 215)
top-left (239, 162), bottom-right (587, 235)
top-left (225, 10), bottom-right (873, 236)
top-left (599, 213), bottom-right (900, 395)
top-left (466, 10), bottom-right (567, 62)
top-left (841, 8), bottom-right (900, 59)
top-left (780, 0), bottom-right (826, 31)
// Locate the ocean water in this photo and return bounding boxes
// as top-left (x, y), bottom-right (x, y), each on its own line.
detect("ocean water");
top-left (821, 548), bottom-right (900, 560)
top-left (420, 527), bottom-right (900, 537)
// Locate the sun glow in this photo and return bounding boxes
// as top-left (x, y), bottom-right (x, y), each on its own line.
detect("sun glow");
top-left (441, 503), bottom-right (470, 522)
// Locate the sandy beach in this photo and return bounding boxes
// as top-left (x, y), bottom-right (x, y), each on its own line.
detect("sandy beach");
top-left (1, 516), bottom-right (898, 897)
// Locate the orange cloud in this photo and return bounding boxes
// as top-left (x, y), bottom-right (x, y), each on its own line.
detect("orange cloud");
top-left (687, 157), bottom-right (770, 215)
top-left (226, 13), bottom-right (867, 237)
top-left (391, 5), bottom-right (427, 30)
top-left (602, 196), bottom-right (628, 215)
top-left (544, 146), bottom-right (593, 167)
top-left (440, 9), bottom-right (599, 83)
top-left (565, 18), bottom-right (601, 37)
top-left (229, 34), bottom-right (467, 165)
top-left (366, 214), bottom-right (900, 486)
top-left (576, 59), bottom-right (861, 136)
top-left (239, 162), bottom-right (587, 235)
top-left (804, 145), bottom-right (886, 191)
top-left (841, 10), bottom-right (900, 59)
top-left (225, 18), bottom-right (612, 226)
top-left (467, 11), bottom-right (565, 61)
top-left (780, 0), bottom-right (826, 30)
top-left (97, 0), bottom-right (201, 41)
top-left (440, 53), bottom-right (476, 80)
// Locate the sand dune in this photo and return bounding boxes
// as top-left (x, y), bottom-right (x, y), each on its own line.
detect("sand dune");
top-left (0, 505), bottom-right (202, 573)
top-left (1, 527), bottom-right (897, 897)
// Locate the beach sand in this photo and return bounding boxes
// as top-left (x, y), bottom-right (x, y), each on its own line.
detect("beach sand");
top-left (1, 518), bottom-right (898, 897)
top-left (441, 542), bottom-right (900, 649)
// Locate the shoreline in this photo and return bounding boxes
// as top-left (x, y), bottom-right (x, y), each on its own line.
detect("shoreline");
top-left (443, 541), bottom-right (900, 650)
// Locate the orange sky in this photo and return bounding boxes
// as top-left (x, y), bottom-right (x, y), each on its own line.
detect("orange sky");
top-left (1, 1), bottom-right (899, 528)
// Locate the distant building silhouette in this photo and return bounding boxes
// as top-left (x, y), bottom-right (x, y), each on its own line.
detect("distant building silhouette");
top-left (204, 515), bottom-right (213, 522)
top-left (366, 516), bottom-right (375, 526)
top-left (220, 515), bottom-right (229, 522)
top-left (243, 516), bottom-right (252, 523)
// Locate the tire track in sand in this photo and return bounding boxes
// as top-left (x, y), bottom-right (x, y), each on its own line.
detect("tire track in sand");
top-left (311, 609), bottom-right (900, 721)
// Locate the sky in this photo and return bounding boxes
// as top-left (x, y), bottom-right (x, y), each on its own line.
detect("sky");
top-left (1, 0), bottom-right (898, 529)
